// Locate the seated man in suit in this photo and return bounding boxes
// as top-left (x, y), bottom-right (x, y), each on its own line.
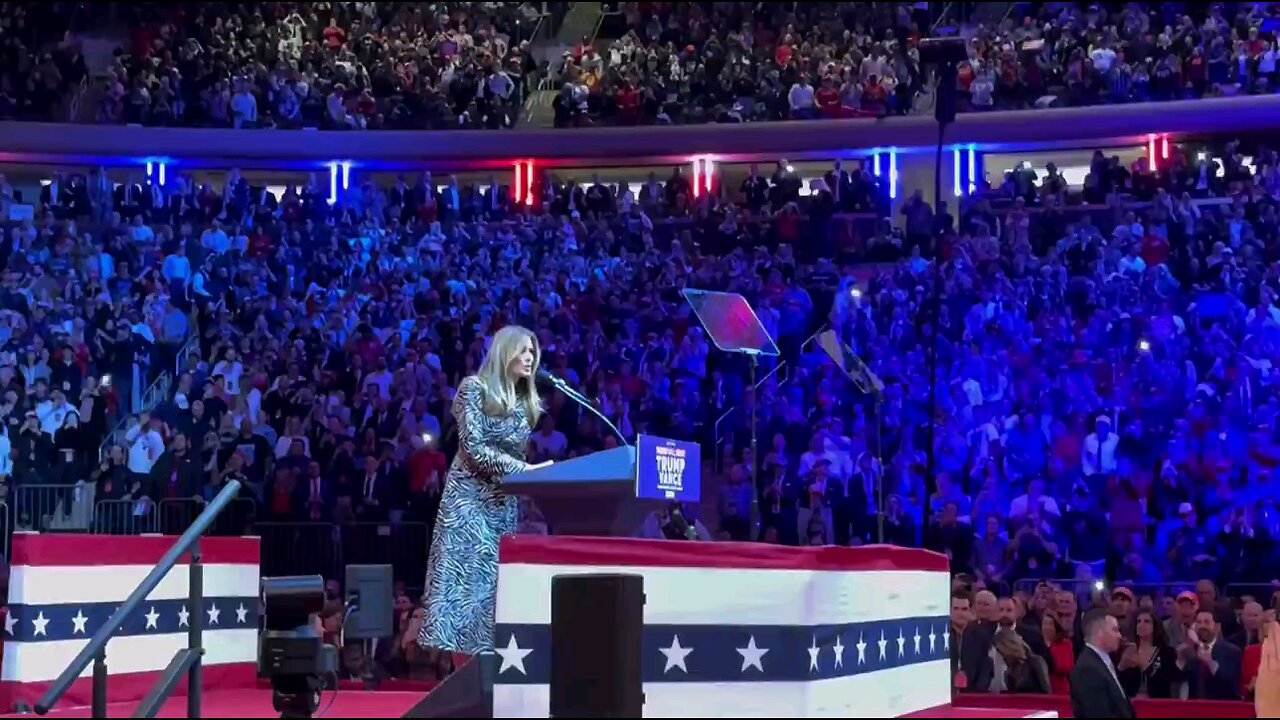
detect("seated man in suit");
top-left (1070, 607), bottom-right (1135, 718)
top-left (1178, 609), bottom-right (1243, 700)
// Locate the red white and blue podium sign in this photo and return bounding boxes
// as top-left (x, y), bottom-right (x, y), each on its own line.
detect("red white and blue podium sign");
top-left (0, 534), bottom-right (260, 712)
top-left (494, 536), bottom-right (952, 718)
top-left (634, 435), bottom-right (700, 503)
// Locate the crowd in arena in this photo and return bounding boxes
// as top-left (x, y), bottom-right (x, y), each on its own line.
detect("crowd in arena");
top-left (6, 2), bottom-right (1280, 129)
top-left (0, 1), bottom-right (541, 130)
top-left (554, 0), bottom-right (1280, 125)
top-left (1, 136), bottom-right (1280, 685)
top-left (3, 0), bottom-right (1280, 695)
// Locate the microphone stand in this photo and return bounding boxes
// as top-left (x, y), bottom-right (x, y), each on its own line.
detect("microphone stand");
top-left (849, 361), bottom-right (887, 544)
top-left (869, 384), bottom-right (886, 545)
top-left (547, 376), bottom-right (632, 448)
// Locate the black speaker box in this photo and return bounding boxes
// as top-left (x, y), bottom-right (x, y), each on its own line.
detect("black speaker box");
top-left (549, 573), bottom-right (645, 718)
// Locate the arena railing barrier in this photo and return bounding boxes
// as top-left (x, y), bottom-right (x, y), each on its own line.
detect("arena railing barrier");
top-left (91, 498), bottom-right (158, 535)
top-left (156, 497), bottom-right (256, 537)
top-left (14, 483), bottom-right (94, 533)
top-left (255, 521), bottom-right (431, 585)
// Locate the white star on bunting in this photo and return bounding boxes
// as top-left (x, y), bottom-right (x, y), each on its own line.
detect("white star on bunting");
top-left (807, 636), bottom-right (821, 672)
top-left (736, 635), bottom-right (769, 672)
top-left (4, 613), bottom-right (16, 636)
top-left (944, 628), bottom-right (951, 652)
top-left (207, 604), bottom-right (221, 626)
top-left (833, 634), bottom-right (846, 668)
top-left (32, 611), bottom-right (50, 638)
top-left (856, 633), bottom-right (867, 665)
top-left (71, 611), bottom-right (88, 635)
top-left (659, 635), bottom-right (693, 673)
top-left (144, 606), bottom-right (160, 630)
top-left (877, 630), bottom-right (888, 660)
top-left (235, 604), bottom-right (249, 624)
top-left (496, 634), bottom-right (533, 675)
top-left (897, 629), bottom-right (906, 658)
top-left (928, 626), bottom-right (938, 653)
top-left (913, 627), bottom-right (922, 655)
top-left (178, 606), bottom-right (190, 628)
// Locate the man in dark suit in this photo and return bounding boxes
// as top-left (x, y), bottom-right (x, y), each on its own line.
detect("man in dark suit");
top-left (1179, 609), bottom-right (1243, 700)
top-left (1070, 608), bottom-right (1135, 718)
top-left (959, 590), bottom-right (998, 691)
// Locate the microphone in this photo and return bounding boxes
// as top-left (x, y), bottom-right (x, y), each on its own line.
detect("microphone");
top-left (535, 369), bottom-right (569, 391)
top-left (535, 369), bottom-right (631, 447)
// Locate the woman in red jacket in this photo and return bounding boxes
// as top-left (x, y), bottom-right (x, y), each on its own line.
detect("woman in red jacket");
top-left (1042, 613), bottom-right (1074, 695)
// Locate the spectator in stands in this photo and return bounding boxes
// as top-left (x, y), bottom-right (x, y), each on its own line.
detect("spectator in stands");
top-left (1178, 609), bottom-right (1243, 700)
top-left (1041, 613), bottom-right (1074, 695)
top-left (1243, 611), bottom-right (1277, 700)
top-left (1117, 609), bottom-right (1181, 699)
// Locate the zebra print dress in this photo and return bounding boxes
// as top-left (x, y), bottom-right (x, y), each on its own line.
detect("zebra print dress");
top-left (419, 376), bottom-right (531, 654)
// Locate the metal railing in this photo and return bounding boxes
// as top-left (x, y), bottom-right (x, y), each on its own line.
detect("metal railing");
top-left (34, 480), bottom-right (242, 718)
top-left (156, 497), bottom-right (255, 537)
top-left (174, 334), bottom-right (200, 375)
top-left (99, 369), bottom-right (173, 460)
top-left (14, 483), bottom-right (95, 533)
top-left (257, 521), bottom-right (430, 586)
top-left (93, 498), bottom-right (157, 535)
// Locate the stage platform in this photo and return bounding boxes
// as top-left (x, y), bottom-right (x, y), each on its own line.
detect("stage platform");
top-left (0, 687), bottom-right (425, 718)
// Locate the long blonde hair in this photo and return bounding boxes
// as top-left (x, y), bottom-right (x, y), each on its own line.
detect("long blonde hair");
top-left (474, 325), bottom-right (542, 427)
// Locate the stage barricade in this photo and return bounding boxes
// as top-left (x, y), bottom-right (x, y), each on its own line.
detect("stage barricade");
top-left (156, 497), bottom-right (256, 537)
top-left (91, 497), bottom-right (156, 535)
top-left (91, 498), bottom-right (156, 534)
top-left (342, 522), bottom-right (430, 586)
top-left (256, 521), bottom-right (430, 587)
top-left (493, 536), bottom-right (952, 718)
top-left (256, 521), bottom-right (343, 581)
top-left (13, 484), bottom-right (94, 533)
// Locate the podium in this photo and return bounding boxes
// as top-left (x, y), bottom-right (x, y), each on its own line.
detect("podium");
top-left (504, 446), bottom-right (651, 536)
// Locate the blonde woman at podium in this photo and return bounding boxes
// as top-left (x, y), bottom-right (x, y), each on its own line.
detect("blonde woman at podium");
top-left (419, 325), bottom-right (551, 657)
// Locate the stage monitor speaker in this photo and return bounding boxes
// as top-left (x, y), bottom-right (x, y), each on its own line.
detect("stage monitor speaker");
top-left (550, 573), bottom-right (644, 718)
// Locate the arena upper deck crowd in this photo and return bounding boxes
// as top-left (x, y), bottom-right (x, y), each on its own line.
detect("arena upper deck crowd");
top-left (5, 2), bottom-right (1280, 128)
